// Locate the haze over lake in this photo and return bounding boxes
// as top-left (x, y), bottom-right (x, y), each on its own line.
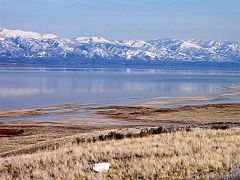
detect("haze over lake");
top-left (0, 68), bottom-right (240, 110)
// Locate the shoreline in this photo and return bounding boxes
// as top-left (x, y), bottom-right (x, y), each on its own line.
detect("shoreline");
top-left (0, 86), bottom-right (240, 157)
top-left (0, 102), bottom-right (240, 157)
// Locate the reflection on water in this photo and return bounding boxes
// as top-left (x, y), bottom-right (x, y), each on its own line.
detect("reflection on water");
top-left (0, 68), bottom-right (240, 110)
top-left (0, 87), bottom-right (55, 97)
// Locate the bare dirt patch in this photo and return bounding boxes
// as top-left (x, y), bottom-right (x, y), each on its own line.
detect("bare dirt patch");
top-left (96, 103), bottom-right (240, 125)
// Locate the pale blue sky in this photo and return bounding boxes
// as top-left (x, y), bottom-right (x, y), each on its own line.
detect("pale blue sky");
top-left (0, 0), bottom-right (239, 41)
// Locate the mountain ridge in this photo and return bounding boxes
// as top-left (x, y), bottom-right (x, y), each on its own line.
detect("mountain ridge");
top-left (0, 28), bottom-right (240, 66)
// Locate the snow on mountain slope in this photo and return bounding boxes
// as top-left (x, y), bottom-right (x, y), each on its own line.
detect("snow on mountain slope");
top-left (180, 40), bottom-right (201, 49)
top-left (75, 37), bottom-right (110, 44)
top-left (123, 40), bottom-right (150, 48)
top-left (0, 28), bottom-right (42, 39)
top-left (0, 28), bottom-right (239, 64)
top-left (0, 28), bottom-right (58, 40)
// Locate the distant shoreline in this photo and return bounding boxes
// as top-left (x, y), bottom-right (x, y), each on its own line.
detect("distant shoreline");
top-left (1, 63), bottom-right (240, 74)
top-left (1, 62), bottom-right (240, 70)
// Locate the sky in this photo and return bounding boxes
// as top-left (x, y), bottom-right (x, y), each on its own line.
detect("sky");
top-left (0, 0), bottom-right (239, 41)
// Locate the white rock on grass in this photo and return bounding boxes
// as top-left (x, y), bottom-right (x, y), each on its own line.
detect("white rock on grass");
top-left (92, 163), bottom-right (110, 173)
top-left (223, 165), bottom-right (240, 180)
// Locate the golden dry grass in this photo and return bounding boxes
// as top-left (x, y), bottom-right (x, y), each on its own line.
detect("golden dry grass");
top-left (0, 126), bottom-right (179, 157)
top-left (0, 128), bottom-right (239, 180)
top-left (0, 125), bottom-right (94, 155)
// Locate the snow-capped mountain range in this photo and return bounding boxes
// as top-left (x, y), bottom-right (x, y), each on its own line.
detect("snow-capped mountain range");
top-left (0, 28), bottom-right (240, 66)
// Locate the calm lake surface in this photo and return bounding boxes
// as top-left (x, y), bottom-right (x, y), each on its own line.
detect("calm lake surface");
top-left (0, 67), bottom-right (240, 110)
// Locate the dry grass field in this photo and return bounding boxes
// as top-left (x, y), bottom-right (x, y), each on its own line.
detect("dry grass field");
top-left (0, 128), bottom-right (240, 180)
top-left (0, 125), bottom-right (90, 156)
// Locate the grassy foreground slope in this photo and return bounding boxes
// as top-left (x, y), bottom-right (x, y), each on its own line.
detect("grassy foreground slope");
top-left (0, 129), bottom-right (240, 180)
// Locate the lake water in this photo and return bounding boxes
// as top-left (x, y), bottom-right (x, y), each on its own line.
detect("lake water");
top-left (0, 67), bottom-right (240, 110)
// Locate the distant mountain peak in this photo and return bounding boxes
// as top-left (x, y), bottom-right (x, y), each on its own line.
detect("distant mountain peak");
top-left (75, 36), bottom-right (110, 43)
top-left (0, 28), bottom-right (58, 40)
top-left (180, 40), bottom-right (201, 49)
top-left (123, 40), bottom-right (150, 48)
